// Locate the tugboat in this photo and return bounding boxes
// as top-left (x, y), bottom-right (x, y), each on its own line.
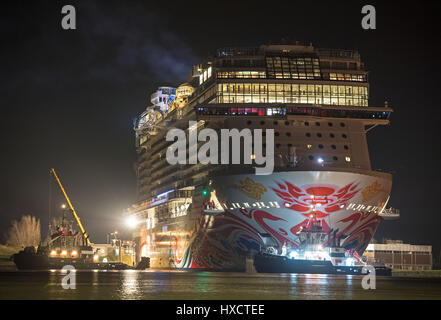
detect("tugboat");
top-left (12, 168), bottom-right (134, 271)
top-left (254, 211), bottom-right (391, 276)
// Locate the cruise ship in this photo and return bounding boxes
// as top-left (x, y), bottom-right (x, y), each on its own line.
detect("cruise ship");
top-left (125, 43), bottom-right (394, 271)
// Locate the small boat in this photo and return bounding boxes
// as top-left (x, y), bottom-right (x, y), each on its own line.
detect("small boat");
top-left (253, 252), bottom-right (391, 276)
top-left (11, 169), bottom-right (136, 271)
top-left (253, 212), bottom-right (392, 276)
top-left (11, 246), bottom-right (134, 271)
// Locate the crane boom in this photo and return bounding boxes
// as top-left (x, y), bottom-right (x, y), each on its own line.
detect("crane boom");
top-left (50, 168), bottom-right (91, 246)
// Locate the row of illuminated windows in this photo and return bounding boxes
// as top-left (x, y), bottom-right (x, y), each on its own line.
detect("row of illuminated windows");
top-left (218, 84), bottom-right (368, 96)
top-left (367, 250), bottom-right (431, 254)
top-left (268, 72), bottom-right (321, 80)
top-left (326, 73), bottom-right (366, 82)
top-left (268, 65), bottom-right (321, 73)
top-left (215, 83), bottom-right (368, 106)
top-left (196, 107), bottom-right (285, 116)
top-left (216, 95), bottom-right (368, 106)
top-left (266, 56), bottom-right (320, 66)
top-left (216, 71), bottom-right (366, 82)
top-left (199, 67), bottom-right (213, 84)
top-left (217, 71), bottom-right (266, 79)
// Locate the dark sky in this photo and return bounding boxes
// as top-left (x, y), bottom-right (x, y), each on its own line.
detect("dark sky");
top-left (1, 1), bottom-right (440, 256)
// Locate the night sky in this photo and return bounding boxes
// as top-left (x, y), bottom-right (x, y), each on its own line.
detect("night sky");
top-left (1, 1), bottom-right (440, 258)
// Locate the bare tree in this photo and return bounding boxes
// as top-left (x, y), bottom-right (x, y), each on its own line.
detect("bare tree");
top-left (6, 215), bottom-right (41, 247)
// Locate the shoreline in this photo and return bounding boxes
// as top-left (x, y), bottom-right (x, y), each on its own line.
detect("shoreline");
top-left (1, 262), bottom-right (440, 278)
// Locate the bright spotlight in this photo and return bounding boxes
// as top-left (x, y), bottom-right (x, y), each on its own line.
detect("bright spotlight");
top-left (126, 216), bottom-right (138, 228)
top-left (317, 157), bottom-right (324, 164)
top-left (61, 204), bottom-right (67, 209)
top-left (346, 258), bottom-right (354, 266)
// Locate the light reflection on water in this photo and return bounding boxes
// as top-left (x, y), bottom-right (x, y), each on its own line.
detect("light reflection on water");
top-left (289, 273), bottom-right (332, 299)
top-left (0, 270), bottom-right (440, 300)
top-left (196, 272), bottom-right (211, 294)
top-left (346, 275), bottom-right (354, 299)
top-left (119, 270), bottom-right (141, 300)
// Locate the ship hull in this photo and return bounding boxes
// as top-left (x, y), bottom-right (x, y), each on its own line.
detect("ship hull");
top-left (148, 170), bottom-right (392, 271)
top-left (12, 252), bottom-right (132, 270)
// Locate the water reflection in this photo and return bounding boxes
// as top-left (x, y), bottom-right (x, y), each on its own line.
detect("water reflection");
top-left (297, 274), bottom-right (331, 299)
top-left (196, 272), bottom-right (211, 293)
top-left (1, 271), bottom-right (440, 300)
top-left (288, 273), bottom-right (298, 296)
top-left (288, 273), bottom-right (298, 284)
top-left (119, 270), bottom-right (141, 299)
top-left (345, 275), bottom-right (353, 299)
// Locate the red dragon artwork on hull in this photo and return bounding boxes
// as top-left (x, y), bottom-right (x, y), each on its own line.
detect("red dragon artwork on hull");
top-left (168, 178), bottom-right (388, 270)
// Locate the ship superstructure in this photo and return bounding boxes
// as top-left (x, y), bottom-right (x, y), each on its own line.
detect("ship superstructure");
top-left (126, 43), bottom-right (393, 270)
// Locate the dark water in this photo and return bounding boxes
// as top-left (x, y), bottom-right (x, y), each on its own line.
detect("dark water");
top-left (0, 270), bottom-right (440, 300)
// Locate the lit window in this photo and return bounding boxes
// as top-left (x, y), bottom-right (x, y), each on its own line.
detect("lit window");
top-left (345, 156), bottom-right (351, 162)
top-left (208, 67), bottom-right (212, 78)
top-left (307, 144), bottom-right (312, 149)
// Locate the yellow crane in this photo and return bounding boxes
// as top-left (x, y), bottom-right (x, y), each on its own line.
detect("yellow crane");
top-left (50, 168), bottom-right (91, 246)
